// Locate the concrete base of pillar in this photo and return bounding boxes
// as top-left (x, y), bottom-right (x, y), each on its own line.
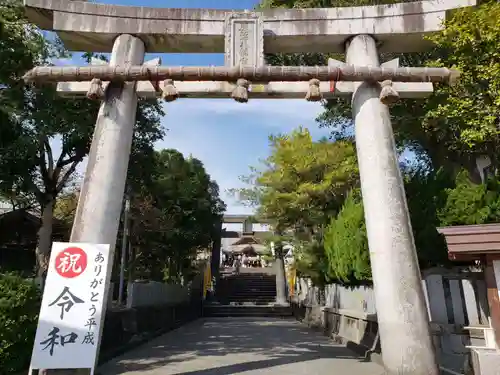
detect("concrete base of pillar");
top-left (470, 348), bottom-right (500, 375)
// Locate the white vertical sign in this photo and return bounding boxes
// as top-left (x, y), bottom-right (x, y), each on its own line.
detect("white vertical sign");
top-left (30, 242), bottom-right (111, 372)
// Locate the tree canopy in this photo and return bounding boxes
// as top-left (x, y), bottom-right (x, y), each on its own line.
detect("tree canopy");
top-left (323, 169), bottom-right (500, 285)
top-left (128, 149), bottom-right (225, 282)
top-left (234, 128), bottom-right (453, 285)
top-left (233, 128), bottom-right (358, 233)
top-left (261, 0), bottom-right (500, 178)
top-left (232, 128), bottom-right (358, 284)
top-left (48, 148), bottom-right (226, 284)
top-left (239, 129), bottom-right (500, 286)
top-left (0, 0), bottom-right (165, 277)
top-left (1, 0), bottom-right (226, 285)
top-left (323, 191), bottom-right (370, 284)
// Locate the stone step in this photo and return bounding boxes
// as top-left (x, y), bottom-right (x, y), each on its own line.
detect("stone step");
top-left (218, 286), bottom-right (276, 291)
top-left (222, 273), bottom-right (275, 277)
top-left (219, 291), bottom-right (276, 295)
top-left (203, 305), bottom-right (292, 318)
top-left (219, 280), bottom-right (276, 286)
top-left (216, 292), bottom-right (277, 297)
top-left (221, 284), bottom-right (275, 286)
top-left (218, 292), bottom-right (276, 297)
top-left (220, 267), bottom-right (276, 275)
top-left (218, 285), bottom-right (276, 290)
top-left (218, 296), bottom-right (277, 301)
top-left (221, 276), bottom-right (275, 280)
top-left (219, 286), bottom-right (276, 291)
top-left (221, 280), bottom-right (276, 285)
top-left (220, 290), bottom-right (276, 295)
top-left (217, 292), bottom-right (277, 298)
top-left (220, 301), bottom-right (277, 306)
top-left (220, 276), bottom-right (275, 280)
top-left (216, 272), bottom-right (278, 306)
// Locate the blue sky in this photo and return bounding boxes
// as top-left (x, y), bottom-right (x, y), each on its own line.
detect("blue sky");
top-left (51, 0), bottom-right (332, 226)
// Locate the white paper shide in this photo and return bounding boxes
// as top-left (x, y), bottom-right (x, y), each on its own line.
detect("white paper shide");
top-left (30, 242), bottom-right (111, 370)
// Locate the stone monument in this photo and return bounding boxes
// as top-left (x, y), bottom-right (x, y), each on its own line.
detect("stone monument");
top-left (22, 1), bottom-right (477, 374)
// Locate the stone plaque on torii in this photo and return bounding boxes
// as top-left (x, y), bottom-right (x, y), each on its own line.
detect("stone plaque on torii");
top-left (22, 1), bottom-right (478, 375)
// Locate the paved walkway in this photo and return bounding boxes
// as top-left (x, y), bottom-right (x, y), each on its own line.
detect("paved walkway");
top-left (98, 317), bottom-right (385, 375)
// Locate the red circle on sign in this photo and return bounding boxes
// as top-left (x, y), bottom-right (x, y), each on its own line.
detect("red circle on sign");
top-left (55, 247), bottom-right (88, 278)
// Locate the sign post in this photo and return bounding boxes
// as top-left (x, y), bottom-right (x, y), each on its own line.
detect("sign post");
top-left (29, 242), bottom-right (111, 375)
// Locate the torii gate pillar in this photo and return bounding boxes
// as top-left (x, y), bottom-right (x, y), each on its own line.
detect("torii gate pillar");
top-left (71, 34), bottom-right (144, 247)
top-left (347, 34), bottom-right (438, 375)
top-left (60, 33), bottom-right (145, 375)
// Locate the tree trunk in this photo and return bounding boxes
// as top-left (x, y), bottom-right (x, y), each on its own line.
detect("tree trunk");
top-left (36, 198), bottom-right (55, 280)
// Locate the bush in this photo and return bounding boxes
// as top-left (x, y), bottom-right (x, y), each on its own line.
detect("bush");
top-left (322, 169), bottom-right (500, 286)
top-left (324, 192), bottom-right (371, 286)
top-left (404, 168), bottom-right (452, 269)
top-left (439, 170), bottom-right (500, 226)
top-left (0, 272), bottom-right (41, 374)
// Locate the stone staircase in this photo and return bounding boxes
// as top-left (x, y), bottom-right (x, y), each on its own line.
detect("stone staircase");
top-left (204, 304), bottom-right (292, 317)
top-left (217, 270), bottom-right (277, 305)
top-left (203, 268), bottom-right (292, 317)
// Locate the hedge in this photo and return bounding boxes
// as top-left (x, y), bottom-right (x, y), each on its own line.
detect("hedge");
top-left (0, 272), bottom-right (41, 374)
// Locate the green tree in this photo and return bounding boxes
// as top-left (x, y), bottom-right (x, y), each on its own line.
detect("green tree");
top-left (322, 169), bottom-right (452, 286)
top-left (322, 168), bottom-right (500, 286)
top-left (261, 1), bottom-right (500, 180)
top-left (129, 149), bottom-right (225, 282)
top-left (0, 0), bottom-right (46, 195)
top-left (439, 170), bottom-right (500, 226)
top-left (416, 2), bottom-right (500, 175)
top-left (52, 188), bottom-right (79, 227)
top-left (0, 273), bottom-right (41, 374)
top-left (323, 191), bottom-right (370, 285)
top-left (403, 168), bottom-right (451, 269)
top-left (325, 1), bottom-right (500, 178)
top-left (232, 128), bottom-right (358, 282)
top-left (292, 232), bottom-right (331, 286)
top-left (256, 0), bottom-right (500, 285)
top-left (234, 128), bottom-right (358, 233)
top-left (268, 1), bottom-right (500, 179)
top-left (0, 0), bottom-right (165, 277)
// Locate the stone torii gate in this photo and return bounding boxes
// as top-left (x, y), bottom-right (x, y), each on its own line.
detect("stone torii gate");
top-left (23, 1), bottom-right (476, 375)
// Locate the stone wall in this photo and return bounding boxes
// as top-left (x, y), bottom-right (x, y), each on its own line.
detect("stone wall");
top-left (99, 301), bottom-right (202, 364)
top-left (126, 281), bottom-right (190, 308)
top-left (98, 273), bottom-right (204, 363)
top-left (291, 267), bottom-right (489, 374)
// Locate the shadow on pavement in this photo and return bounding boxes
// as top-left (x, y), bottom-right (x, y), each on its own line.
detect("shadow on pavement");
top-left (98, 317), bottom-right (381, 375)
